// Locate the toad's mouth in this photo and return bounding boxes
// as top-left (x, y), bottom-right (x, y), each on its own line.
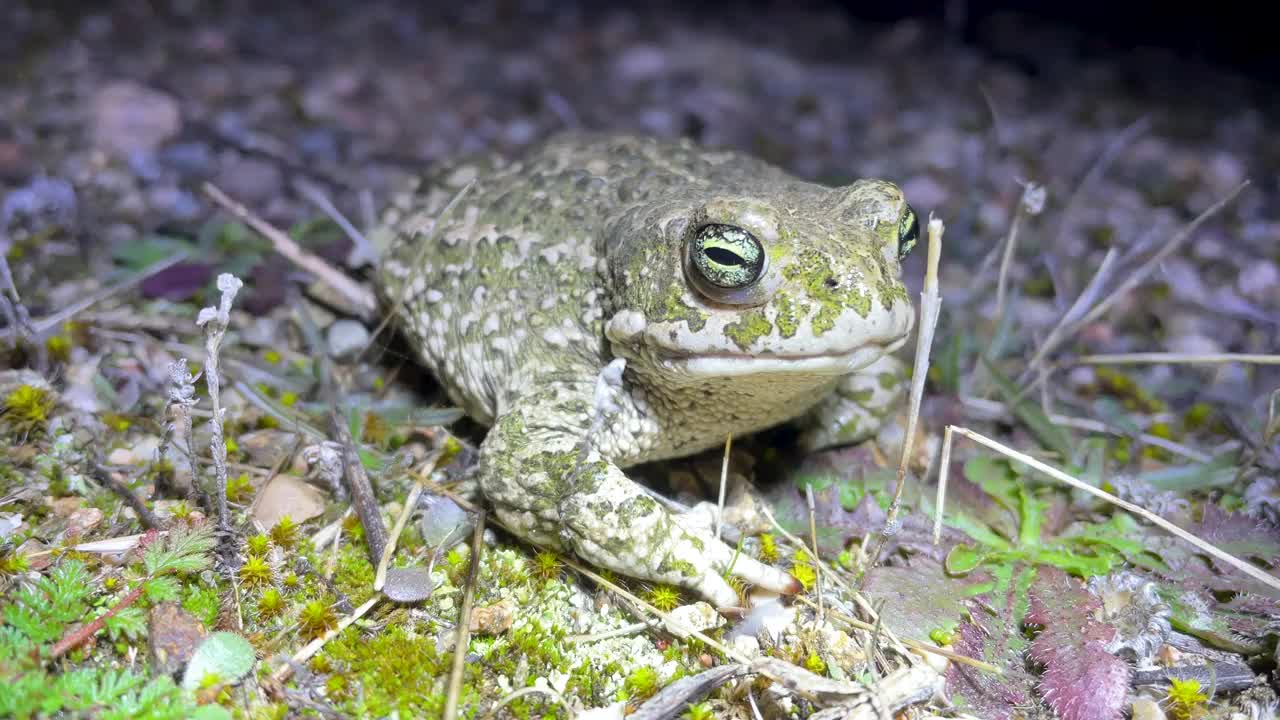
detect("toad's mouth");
top-left (653, 339), bottom-right (905, 378)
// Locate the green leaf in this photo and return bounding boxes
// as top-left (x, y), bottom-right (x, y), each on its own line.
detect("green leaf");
top-left (944, 511), bottom-right (1013, 551)
top-left (945, 544), bottom-right (985, 575)
top-left (113, 235), bottom-right (193, 270)
top-left (1136, 451), bottom-right (1241, 492)
top-left (182, 632), bottom-right (257, 690)
top-left (1028, 547), bottom-right (1115, 578)
top-left (983, 356), bottom-right (1074, 460)
top-left (103, 606), bottom-right (147, 642)
top-left (144, 527), bottom-right (216, 576)
top-left (143, 576), bottom-right (182, 603)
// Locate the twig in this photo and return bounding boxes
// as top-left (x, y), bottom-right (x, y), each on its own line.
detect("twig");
top-left (1022, 182), bottom-right (1248, 382)
top-left (958, 395), bottom-right (1213, 463)
top-left (566, 621), bottom-right (653, 644)
top-left (93, 463), bottom-right (160, 530)
top-left (994, 182), bottom-right (1043, 321)
top-left (1013, 247), bottom-right (1118, 393)
top-left (48, 583), bottom-right (145, 659)
top-left (1071, 352), bottom-right (1280, 366)
top-left (444, 510), bottom-right (486, 720)
top-left (293, 178), bottom-right (375, 268)
top-left (32, 251), bottom-right (191, 335)
top-left (932, 425), bottom-right (955, 544)
top-left (1049, 116), bottom-right (1150, 259)
top-left (715, 433), bottom-right (732, 540)
top-left (202, 182), bottom-right (377, 319)
top-left (375, 481), bottom-right (424, 591)
top-left (863, 216), bottom-right (944, 581)
top-left (293, 294), bottom-right (390, 566)
top-left (941, 425), bottom-right (1280, 593)
top-left (805, 484), bottom-right (823, 621)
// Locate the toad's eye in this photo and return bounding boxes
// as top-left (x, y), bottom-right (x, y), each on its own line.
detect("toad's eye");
top-left (897, 204), bottom-right (920, 260)
top-left (689, 224), bottom-right (765, 290)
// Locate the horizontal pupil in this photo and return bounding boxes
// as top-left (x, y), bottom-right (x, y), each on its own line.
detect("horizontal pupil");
top-left (705, 246), bottom-right (744, 266)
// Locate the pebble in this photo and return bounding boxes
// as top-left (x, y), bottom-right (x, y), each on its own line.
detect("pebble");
top-left (326, 319), bottom-right (371, 360)
top-left (148, 603), bottom-right (208, 678)
top-left (1237, 260), bottom-right (1278, 302)
top-left (91, 81), bottom-right (182, 158)
top-left (215, 154), bottom-right (284, 203)
top-left (66, 507), bottom-right (104, 536)
top-left (160, 141), bottom-right (216, 177)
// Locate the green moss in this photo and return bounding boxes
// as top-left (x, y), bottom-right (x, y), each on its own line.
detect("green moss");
top-left (256, 588), bottom-right (286, 619)
top-left (183, 584), bottom-right (221, 628)
top-left (246, 533), bottom-right (270, 555)
top-left (3, 384), bottom-right (54, 434)
top-left (239, 555), bottom-right (273, 587)
top-left (298, 599), bottom-right (337, 640)
top-left (723, 310), bottom-right (772, 351)
top-left (268, 515), bottom-right (298, 549)
top-left (804, 652), bottom-right (828, 675)
top-left (225, 473), bottom-right (253, 503)
top-left (646, 584), bottom-right (682, 612)
top-left (319, 624), bottom-right (481, 718)
top-left (623, 666), bottom-right (659, 700)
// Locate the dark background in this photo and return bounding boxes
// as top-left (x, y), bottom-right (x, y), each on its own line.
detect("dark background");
top-left (7, 0), bottom-right (1276, 83)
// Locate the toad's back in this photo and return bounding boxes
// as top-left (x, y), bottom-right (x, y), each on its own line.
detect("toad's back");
top-left (372, 133), bottom-right (793, 425)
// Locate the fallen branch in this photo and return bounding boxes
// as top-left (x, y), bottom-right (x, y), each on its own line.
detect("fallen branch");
top-left (48, 583), bottom-right (145, 660)
top-left (202, 182), bottom-right (377, 320)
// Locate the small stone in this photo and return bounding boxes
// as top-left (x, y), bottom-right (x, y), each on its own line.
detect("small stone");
top-left (215, 154), bottom-right (283, 203)
top-left (664, 602), bottom-right (726, 638)
top-left (66, 507), bottom-right (104, 536)
top-left (1238, 260), bottom-right (1278, 302)
top-left (252, 474), bottom-right (326, 529)
top-left (91, 81), bottom-right (182, 158)
top-left (17, 538), bottom-right (51, 570)
top-left (237, 429), bottom-right (300, 468)
top-left (106, 447), bottom-right (135, 465)
top-left (51, 496), bottom-right (83, 517)
top-left (160, 142), bottom-right (216, 178)
top-left (469, 598), bottom-right (516, 635)
top-left (148, 603), bottom-right (208, 678)
top-left (326, 319), bottom-right (371, 361)
top-left (732, 634), bottom-right (762, 659)
top-left (383, 567), bottom-right (435, 603)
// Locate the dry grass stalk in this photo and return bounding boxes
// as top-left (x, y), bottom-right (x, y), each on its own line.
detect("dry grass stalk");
top-left (443, 510), bottom-right (487, 720)
top-left (715, 433), bottom-right (732, 540)
top-left (864, 215), bottom-right (945, 579)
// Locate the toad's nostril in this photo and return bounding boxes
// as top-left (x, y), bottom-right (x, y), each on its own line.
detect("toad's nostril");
top-left (824, 277), bottom-right (839, 289)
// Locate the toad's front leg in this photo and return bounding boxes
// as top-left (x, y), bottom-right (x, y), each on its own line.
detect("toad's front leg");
top-left (795, 354), bottom-right (908, 452)
top-left (479, 390), bottom-right (800, 607)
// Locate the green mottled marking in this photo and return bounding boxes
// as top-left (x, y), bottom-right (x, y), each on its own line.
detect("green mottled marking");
top-left (782, 249), bottom-right (876, 335)
top-left (652, 283), bottom-right (708, 332)
top-left (774, 292), bottom-right (806, 339)
top-left (724, 310), bottom-right (772, 351)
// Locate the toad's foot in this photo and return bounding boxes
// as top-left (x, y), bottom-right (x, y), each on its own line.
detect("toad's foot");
top-left (479, 396), bottom-right (801, 607)
top-left (796, 354), bottom-right (908, 452)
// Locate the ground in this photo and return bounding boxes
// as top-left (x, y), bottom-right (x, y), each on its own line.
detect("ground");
top-left (1, 1), bottom-right (1278, 719)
